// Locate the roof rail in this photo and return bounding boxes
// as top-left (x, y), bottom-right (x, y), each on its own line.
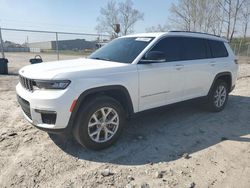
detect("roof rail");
top-left (169, 30), bottom-right (222, 38)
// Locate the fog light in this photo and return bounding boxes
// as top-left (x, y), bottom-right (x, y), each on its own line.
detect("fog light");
top-left (35, 109), bottom-right (57, 124)
top-left (41, 113), bottom-right (57, 124)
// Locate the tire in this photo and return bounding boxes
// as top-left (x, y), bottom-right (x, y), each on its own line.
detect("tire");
top-left (207, 80), bottom-right (229, 112)
top-left (73, 95), bottom-right (125, 150)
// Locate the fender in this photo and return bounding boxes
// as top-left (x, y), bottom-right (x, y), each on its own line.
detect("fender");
top-left (208, 72), bottom-right (232, 96)
top-left (66, 85), bottom-right (134, 133)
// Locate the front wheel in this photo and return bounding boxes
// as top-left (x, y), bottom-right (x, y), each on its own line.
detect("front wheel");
top-left (73, 96), bottom-right (125, 150)
top-left (207, 80), bottom-right (229, 112)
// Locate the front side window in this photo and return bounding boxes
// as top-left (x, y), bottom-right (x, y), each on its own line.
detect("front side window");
top-left (89, 37), bottom-right (154, 64)
top-left (147, 37), bottom-right (182, 62)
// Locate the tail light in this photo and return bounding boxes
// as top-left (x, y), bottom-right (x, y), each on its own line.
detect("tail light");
top-left (234, 59), bottom-right (238, 64)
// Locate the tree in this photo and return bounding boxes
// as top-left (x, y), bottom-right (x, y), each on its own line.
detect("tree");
top-left (240, 0), bottom-right (250, 39)
top-left (96, 0), bottom-right (119, 36)
top-left (96, 0), bottom-right (144, 36)
top-left (166, 0), bottom-right (249, 41)
top-left (218, 0), bottom-right (246, 41)
top-left (145, 24), bottom-right (169, 32)
top-left (169, 0), bottom-right (221, 34)
top-left (119, 0), bottom-right (144, 35)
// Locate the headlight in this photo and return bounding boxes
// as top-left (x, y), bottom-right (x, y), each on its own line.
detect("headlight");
top-left (33, 80), bottom-right (71, 90)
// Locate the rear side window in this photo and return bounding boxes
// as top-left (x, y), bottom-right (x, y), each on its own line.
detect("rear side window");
top-left (180, 37), bottom-right (207, 61)
top-left (208, 40), bottom-right (228, 58)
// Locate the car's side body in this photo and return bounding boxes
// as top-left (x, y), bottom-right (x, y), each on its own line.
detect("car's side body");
top-left (16, 31), bottom-right (238, 136)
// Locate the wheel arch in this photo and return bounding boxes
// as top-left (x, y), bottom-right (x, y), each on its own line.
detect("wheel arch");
top-left (208, 72), bottom-right (232, 96)
top-left (67, 85), bottom-right (134, 132)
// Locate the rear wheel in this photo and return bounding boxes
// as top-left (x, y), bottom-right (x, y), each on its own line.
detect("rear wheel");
top-left (207, 80), bottom-right (229, 112)
top-left (73, 96), bottom-right (125, 150)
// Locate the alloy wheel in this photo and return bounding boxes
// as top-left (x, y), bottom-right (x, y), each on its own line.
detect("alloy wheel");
top-left (87, 107), bottom-right (119, 143)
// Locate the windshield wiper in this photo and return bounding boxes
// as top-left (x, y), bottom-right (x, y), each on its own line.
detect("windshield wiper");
top-left (91, 57), bottom-right (111, 61)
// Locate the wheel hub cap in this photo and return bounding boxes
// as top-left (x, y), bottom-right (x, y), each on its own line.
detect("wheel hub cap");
top-left (214, 85), bottom-right (227, 108)
top-left (87, 107), bottom-right (119, 143)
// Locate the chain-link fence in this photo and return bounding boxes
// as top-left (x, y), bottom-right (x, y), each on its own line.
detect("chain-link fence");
top-left (230, 39), bottom-right (250, 64)
top-left (231, 41), bottom-right (250, 56)
top-left (0, 27), bottom-right (109, 74)
top-left (1, 28), bottom-right (250, 74)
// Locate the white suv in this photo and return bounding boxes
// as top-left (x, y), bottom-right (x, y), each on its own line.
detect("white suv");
top-left (16, 31), bottom-right (238, 150)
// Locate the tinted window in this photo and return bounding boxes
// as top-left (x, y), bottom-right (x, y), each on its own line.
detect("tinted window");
top-left (208, 40), bottom-right (228, 58)
top-left (147, 37), bottom-right (208, 62)
top-left (149, 37), bottom-right (182, 62)
top-left (89, 37), bottom-right (154, 64)
top-left (180, 37), bottom-right (207, 60)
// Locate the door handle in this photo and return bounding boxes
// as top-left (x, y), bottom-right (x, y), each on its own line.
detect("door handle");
top-left (210, 61), bottom-right (216, 67)
top-left (175, 64), bottom-right (184, 70)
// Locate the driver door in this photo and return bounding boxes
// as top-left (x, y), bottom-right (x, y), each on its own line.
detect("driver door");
top-left (137, 37), bottom-right (186, 111)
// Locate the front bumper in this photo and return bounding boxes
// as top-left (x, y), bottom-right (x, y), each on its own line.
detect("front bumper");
top-left (16, 83), bottom-right (77, 131)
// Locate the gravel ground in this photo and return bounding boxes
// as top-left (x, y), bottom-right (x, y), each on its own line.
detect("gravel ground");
top-left (0, 55), bottom-right (250, 188)
top-left (5, 52), bottom-right (83, 74)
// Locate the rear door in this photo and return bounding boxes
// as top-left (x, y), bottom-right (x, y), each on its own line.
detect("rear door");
top-left (177, 37), bottom-right (213, 99)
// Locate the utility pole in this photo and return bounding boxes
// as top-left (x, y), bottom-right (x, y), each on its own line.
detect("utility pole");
top-left (55, 32), bottom-right (59, 60)
top-left (0, 27), bottom-right (5, 58)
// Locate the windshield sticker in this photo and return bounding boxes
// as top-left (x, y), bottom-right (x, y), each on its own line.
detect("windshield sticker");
top-left (135, 37), bottom-right (152, 42)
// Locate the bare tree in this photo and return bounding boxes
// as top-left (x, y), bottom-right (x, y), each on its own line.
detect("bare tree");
top-left (96, 0), bottom-right (143, 36)
top-left (197, 0), bottom-right (222, 34)
top-left (219, 0), bottom-right (246, 41)
top-left (169, 0), bottom-right (221, 34)
top-left (167, 0), bottom-right (249, 41)
top-left (240, 0), bottom-right (250, 39)
top-left (96, 0), bottom-right (119, 35)
top-left (169, 0), bottom-right (194, 31)
top-left (119, 0), bottom-right (144, 35)
top-left (95, 1), bottom-right (119, 35)
top-left (230, 0), bottom-right (246, 41)
top-left (145, 24), bottom-right (169, 32)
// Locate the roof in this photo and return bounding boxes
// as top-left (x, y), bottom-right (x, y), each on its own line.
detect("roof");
top-left (123, 31), bottom-right (228, 42)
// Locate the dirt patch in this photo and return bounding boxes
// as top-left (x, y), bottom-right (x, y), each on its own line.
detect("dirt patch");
top-left (0, 62), bottom-right (250, 187)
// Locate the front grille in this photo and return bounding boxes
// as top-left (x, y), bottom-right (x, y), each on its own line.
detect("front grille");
top-left (19, 75), bottom-right (33, 91)
top-left (17, 95), bottom-right (32, 120)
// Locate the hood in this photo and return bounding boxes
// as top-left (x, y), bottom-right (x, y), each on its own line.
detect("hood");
top-left (19, 58), bottom-right (129, 79)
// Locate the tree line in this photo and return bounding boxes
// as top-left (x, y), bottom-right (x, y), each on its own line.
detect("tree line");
top-left (96, 0), bottom-right (250, 41)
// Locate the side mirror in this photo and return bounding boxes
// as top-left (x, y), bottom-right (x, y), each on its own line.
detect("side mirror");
top-left (140, 51), bottom-right (166, 64)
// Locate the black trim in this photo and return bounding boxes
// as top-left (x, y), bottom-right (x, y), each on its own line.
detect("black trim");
top-left (230, 84), bottom-right (235, 92)
top-left (17, 95), bottom-right (32, 120)
top-left (169, 31), bottom-right (223, 39)
top-left (208, 72), bottom-right (232, 95)
top-left (67, 85), bottom-right (134, 133)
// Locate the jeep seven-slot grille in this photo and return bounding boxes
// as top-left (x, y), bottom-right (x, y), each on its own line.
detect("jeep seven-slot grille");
top-left (19, 75), bottom-right (33, 91)
top-left (17, 95), bottom-right (32, 120)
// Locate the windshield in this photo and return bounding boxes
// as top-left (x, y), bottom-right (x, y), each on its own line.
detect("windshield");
top-left (89, 37), bottom-right (154, 64)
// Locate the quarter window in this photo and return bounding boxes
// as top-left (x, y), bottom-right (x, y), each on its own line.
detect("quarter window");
top-left (208, 40), bottom-right (228, 58)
